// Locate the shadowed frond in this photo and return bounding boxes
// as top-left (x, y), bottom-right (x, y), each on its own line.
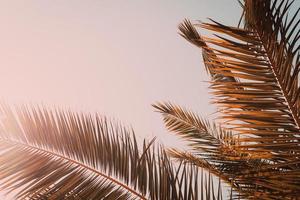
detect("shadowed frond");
top-left (0, 104), bottom-right (201, 200)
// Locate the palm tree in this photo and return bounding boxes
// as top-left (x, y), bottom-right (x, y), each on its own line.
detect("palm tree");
top-left (1, 0), bottom-right (299, 199)
top-left (0, 104), bottom-right (204, 199)
top-left (154, 0), bottom-right (300, 199)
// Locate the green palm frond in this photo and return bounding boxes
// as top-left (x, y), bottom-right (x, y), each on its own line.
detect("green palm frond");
top-left (0, 104), bottom-right (201, 200)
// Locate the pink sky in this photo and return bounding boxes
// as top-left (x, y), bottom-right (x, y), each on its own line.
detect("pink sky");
top-left (0, 1), bottom-right (240, 198)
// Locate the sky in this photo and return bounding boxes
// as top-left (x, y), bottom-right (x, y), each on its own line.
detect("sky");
top-left (0, 1), bottom-right (241, 198)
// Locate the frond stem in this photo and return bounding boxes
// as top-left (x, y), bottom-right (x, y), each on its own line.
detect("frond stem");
top-left (0, 139), bottom-right (147, 200)
top-left (256, 31), bottom-right (300, 130)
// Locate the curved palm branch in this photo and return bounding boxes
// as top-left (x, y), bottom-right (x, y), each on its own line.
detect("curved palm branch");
top-left (0, 104), bottom-right (200, 200)
top-left (153, 102), bottom-right (268, 198)
top-left (156, 0), bottom-right (300, 199)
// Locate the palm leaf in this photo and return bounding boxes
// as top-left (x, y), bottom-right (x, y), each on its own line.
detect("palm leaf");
top-left (153, 102), bottom-right (237, 157)
top-left (153, 102), bottom-right (271, 198)
top-left (175, 0), bottom-right (300, 198)
top-left (0, 104), bottom-right (200, 199)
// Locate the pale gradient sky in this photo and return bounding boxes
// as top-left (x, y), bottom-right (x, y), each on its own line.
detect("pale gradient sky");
top-left (0, 1), bottom-right (241, 198)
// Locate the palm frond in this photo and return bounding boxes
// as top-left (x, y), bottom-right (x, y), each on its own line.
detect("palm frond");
top-left (168, 149), bottom-right (240, 199)
top-left (179, 19), bottom-right (238, 83)
top-left (0, 104), bottom-right (200, 200)
top-left (243, 0), bottom-right (300, 127)
top-left (153, 102), bottom-right (271, 159)
top-left (177, 0), bottom-right (300, 198)
top-left (153, 102), bottom-right (271, 198)
top-left (153, 102), bottom-right (236, 154)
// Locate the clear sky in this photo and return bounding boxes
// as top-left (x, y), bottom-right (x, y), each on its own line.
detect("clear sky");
top-left (0, 1), bottom-right (241, 198)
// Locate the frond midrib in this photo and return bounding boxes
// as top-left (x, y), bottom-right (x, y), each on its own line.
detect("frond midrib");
top-left (254, 29), bottom-right (300, 131)
top-left (0, 138), bottom-right (146, 200)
